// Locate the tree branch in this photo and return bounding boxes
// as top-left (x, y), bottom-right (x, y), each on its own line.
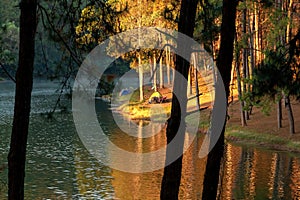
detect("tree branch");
top-left (38, 3), bottom-right (82, 66)
top-left (0, 62), bottom-right (16, 83)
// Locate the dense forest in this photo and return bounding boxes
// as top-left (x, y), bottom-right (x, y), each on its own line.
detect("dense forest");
top-left (0, 0), bottom-right (300, 199)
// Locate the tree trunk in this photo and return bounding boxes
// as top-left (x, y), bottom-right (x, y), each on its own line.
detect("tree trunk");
top-left (187, 66), bottom-right (193, 96)
top-left (193, 53), bottom-right (200, 111)
top-left (248, 9), bottom-right (255, 75)
top-left (172, 54), bottom-right (175, 87)
top-left (211, 61), bottom-right (217, 87)
top-left (277, 97), bottom-right (282, 129)
top-left (150, 58), bottom-right (153, 81)
top-left (202, 0), bottom-right (238, 199)
top-left (166, 46), bottom-right (171, 85)
top-left (236, 49), bottom-right (247, 127)
top-left (286, 0), bottom-right (293, 43)
top-left (138, 53), bottom-right (144, 101)
top-left (254, 2), bottom-right (260, 66)
top-left (8, 0), bottom-right (37, 199)
top-left (159, 53), bottom-right (164, 88)
top-left (242, 7), bottom-right (249, 121)
top-left (160, 0), bottom-right (198, 199)
top-left (153, 53), bottom-right (157, 92)
top-left (284, 95), bottom-right (295, 134)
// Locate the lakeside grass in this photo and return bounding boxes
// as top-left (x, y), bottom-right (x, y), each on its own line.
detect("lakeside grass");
top-left (118, 103), bottom-right (171, 121)
top-left (225, 125), bottom-right (300, 153)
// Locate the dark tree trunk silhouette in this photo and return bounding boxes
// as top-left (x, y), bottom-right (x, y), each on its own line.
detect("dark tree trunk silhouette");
top-left (277, 97), bottom-right (282, 129)
top-left (202, 0), bottom-right (238, 199)
top-left (160, 0), bottom-right (198, 199)
top-left (7, 0), bottom-right (37, 199)
top-left (284, 95), bottom-right (295, 134)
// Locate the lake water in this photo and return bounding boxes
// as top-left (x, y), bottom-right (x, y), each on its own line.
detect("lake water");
top-left (0, 80), bottom-right (299, 199)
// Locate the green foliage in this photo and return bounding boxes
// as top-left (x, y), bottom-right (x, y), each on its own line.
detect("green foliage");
top-left (0, 0), bottom-right (19, 24)
top-left (194, 0), bottom-right (222, 55)
top-left (266, 10), bottom-right (289, 48)
top-left (76, 0), bottom-right (178, 48)
top-left (75, 0), bottom-right (179, 70)
top-left (37, 0), bottom-right (86, 78)
top-left (97, 78), bottom-right (115, 96)
top-left (252, 48), bottom-right (292, 97)
top-left (0, 0), bottom-right (19, 78)
top-left (260, 0), bottom-right (274, 8)
top-left (0, 22), bottom-right (19, 65)
top-left (247, 41), bottom-right (300, 112)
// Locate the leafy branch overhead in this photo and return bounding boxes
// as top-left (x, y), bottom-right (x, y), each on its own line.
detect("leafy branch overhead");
top-left (251, 29), bottom-right (300, 100)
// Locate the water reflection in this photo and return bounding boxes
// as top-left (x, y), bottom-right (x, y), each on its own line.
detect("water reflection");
top-left (220, 144), bottom-right (300, 200)
top-left (0, 81), bottom-right (300, 199)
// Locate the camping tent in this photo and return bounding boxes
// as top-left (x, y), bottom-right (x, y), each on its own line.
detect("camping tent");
top-left (148, 91), bottom-right (164, 104)
top-left (119, 89), bottom-right (131, 96)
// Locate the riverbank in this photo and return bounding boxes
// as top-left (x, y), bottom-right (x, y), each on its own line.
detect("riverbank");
top-left (226, 126), bottom-right (300, 154)
top-left (114, 90), bottom-right (300, 154)
top-left (226, 99), bottom-right (300, 154)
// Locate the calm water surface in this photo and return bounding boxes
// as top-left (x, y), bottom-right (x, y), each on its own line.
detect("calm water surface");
top-left (0, 80), bottom-right (300, 199)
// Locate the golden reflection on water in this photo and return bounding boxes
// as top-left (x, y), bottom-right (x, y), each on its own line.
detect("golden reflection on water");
top-left (220, 144), bottom-right (300, 200)
top-left (74, 127), bottom-right (300, 200)
top-left (268, 153), bottom-right (278, 198)
top-left (221, 143), bottom-right (234, 200)
top-left (291, 158), bottom-right (300, 199)
top-left (249, 150), bottom-right (257, 198)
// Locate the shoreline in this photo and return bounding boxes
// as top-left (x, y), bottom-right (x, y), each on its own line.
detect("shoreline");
top-left (225, 126), bottom-right (300, 155)
top-left (114, 99), bottom-right (300, 154)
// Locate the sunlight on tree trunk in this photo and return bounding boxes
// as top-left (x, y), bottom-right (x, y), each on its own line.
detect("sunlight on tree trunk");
top-left (235, 49), bottom-right (247, 127)
top-left (187, 66), bottom-right (192, 96)
top-left (254, 2), bottom-right (261, 66)
top-left (159, 54), bottom-right (164, 89)
top-left (166, 45), bottom-right (171, 85)
top-left (286, 0), bottom-right (294, 42)
top-left (193, 53), bottom-right (200, 111)
top-left (138, 52), bottom-right (143, 101)
top-left (153, 53), bottom-right (157, 92)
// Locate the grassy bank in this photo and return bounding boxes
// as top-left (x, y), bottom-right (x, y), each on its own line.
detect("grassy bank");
top-left (117, 102), bottom-right (171, 121)
top-left (225, 125), bottom-right (300, 154)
